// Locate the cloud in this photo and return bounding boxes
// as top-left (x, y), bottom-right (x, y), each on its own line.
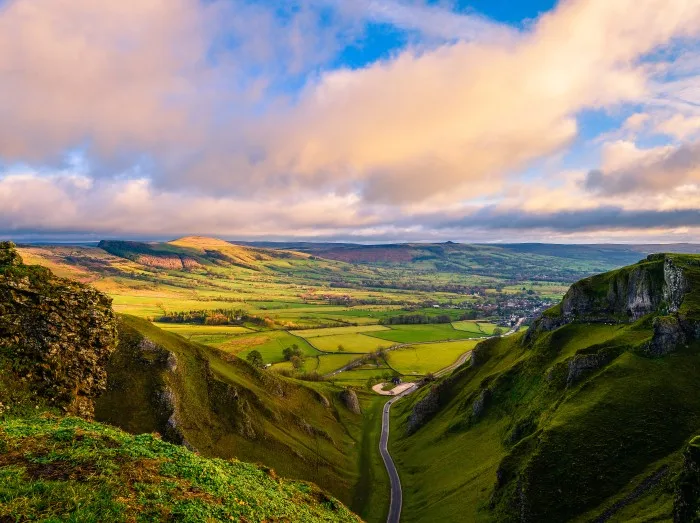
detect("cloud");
top-left (0, 172), bottom-right (378, 237)
top-left (437, 206), bottom-right (700, 232)
top-left (2, 0), bottom-right (700, 241)
top-left (325, 0), bottom-right (515, 42)
top-left (584, 141), bottom-right (700, 195)
top-left (215, 0), bottom-right (700, 204)
top-left (656, 113), bottom-right (700, 140)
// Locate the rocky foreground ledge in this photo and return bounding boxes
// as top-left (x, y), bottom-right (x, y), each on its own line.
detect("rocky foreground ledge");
top-left (0, 241), bottom-right (117, 417)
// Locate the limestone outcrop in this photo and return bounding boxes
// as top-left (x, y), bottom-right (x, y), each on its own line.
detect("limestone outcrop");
top-left (0, 241), bottom-right (118, 417)
top-left (339, 388), bottom-right (361, 414)
top-left (528, 254), bottom-right (699, 355)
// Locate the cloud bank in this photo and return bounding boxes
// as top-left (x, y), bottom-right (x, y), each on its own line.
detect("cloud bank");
top-left (1, 0), bottom-right (700, 241)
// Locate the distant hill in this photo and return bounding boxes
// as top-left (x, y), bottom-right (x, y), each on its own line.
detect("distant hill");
top-left (98, 236), bottom-right (307, 271)
top-left (236, 240), bottom-right (700, 283)
top-left (239, 240), bottom-right (700, 264)
top-left (391, 253), bottom-right (700, 522)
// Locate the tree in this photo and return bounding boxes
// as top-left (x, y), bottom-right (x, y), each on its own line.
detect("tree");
top-left (337, 344), bottom-right (345, 352)
top-left (493, 327), bottom-right (504, 337)
top-left (283, 345), bottom-right (303, 361)
top-left (290, 355), bottom-right (303, 370)
top-left (246, 350), bottom-right (264, 368)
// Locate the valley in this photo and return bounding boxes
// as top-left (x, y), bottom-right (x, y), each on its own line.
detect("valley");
top-left (5, 238), bottom-right (700, 522)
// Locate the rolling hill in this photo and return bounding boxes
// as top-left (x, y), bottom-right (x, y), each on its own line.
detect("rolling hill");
top-left (391, 253), bottom-right (700, 522)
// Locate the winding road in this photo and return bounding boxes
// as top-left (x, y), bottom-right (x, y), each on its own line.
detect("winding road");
top-left (379, 318), bottom-right (525, 523)
top-left (380, 383), bottom-right (417, 523)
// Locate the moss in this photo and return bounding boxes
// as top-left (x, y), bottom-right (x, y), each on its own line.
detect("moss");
top-left (0, 416), bottom-right (359, 522)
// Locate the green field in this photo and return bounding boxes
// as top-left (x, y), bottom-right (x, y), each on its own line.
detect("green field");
top-left (309, 333), bottom-right (395, 353)
top-left (226, 331), bottom-right (321, 365)
top-left (451, 320), bottom-right (499, 335)
top-left (332, 368), bottom-right (398, 386)
top-left (369, 324), bottom-right (482, 344)
top-left (386, 340), bottom-right (480, 375)
top-left (153, 323), bottom-right (253, 346)
top-left (314, 354), bottom-right (364, 375)
top-left (294, 325), bottom-right (390, 338)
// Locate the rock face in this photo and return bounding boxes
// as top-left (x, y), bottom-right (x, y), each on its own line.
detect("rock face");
top-left (339, 388), bottom-right (361, 414)
top-left (560, 259), bottom-right (664, 321)
top-left (407, 387), bottom-right (440, 435)
top-left (664, 257), bottom-right (689, 313)
top-left (528, 254), bottom-right (699, 355)
top-left (471, 388), bottom-right (491, 418)
top-left (0, 242), bottom-right (118, 418)
top-left (566, 353), bottom-right (613, 387)
top-left (674, 436), bottom-right (700, 522)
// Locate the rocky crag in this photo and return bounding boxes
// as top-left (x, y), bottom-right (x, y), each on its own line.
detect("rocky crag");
top-left (528, 254), bottom-right (700, 356)
top-left (0, 241), bottom-right (117, 417)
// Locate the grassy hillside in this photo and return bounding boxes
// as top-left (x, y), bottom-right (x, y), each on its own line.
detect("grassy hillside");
top-left (391, 253), bottom-right (700, 522)
top-left (240, 241), bottom-right (688, 281)
top-left (0, 241), bottom-right (363, 522)
top-left (95, 315), bottom-right (384, 518)
top-left (0, 416), bottom-right (359, 522)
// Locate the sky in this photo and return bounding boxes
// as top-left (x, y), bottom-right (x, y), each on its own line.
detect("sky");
top-left (2, 0), bottom-right (700, 243)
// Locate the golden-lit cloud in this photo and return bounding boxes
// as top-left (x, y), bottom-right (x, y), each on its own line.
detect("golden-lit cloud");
top-left (2, 0), bottom-right (700, 240)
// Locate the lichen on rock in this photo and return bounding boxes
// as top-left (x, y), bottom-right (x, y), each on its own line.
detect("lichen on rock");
top-left (0, 242), bottom-right (118, 418)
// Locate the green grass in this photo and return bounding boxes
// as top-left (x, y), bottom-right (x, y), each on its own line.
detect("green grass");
top-left (316, 354), bottom-right (365, 375)
top-left (332, 368), bottom-right (398, 387)
top-left (353, 395), bottom-right (391, 522)
top-left (222, 331), bottom-right (320, 365)
top-left (386, 340), bottom-right (479, 376)
top-left (94, 316), bottom-right (370, 513)
top-left (0, 416), bottom-right (360, 522)
top-left (294, 325), bottom-right (390, 338)
top-left (391, 313), bottom-right (700, 522)
top-left (309, 334), bottom-right (395, 353)
top-left (451, 321), bottom-right (499, 335)
top-left (153, 323), bottom-right (253, 347)
top-left (369, 324), bottom-right (480, 344)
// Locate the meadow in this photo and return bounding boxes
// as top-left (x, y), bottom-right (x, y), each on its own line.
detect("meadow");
top-left (307, 334), bottom-right (395, 353)
top-left (293, 325), bottom-right (390, 337)
top-left (369, 324), bottom-right (487, 344)
top-left (386, 340), bottom-right (480, 376)
top-left (451, 320), bottom-right (498, 335)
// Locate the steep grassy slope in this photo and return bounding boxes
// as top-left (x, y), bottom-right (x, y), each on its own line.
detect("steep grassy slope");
top-left (391, 254), bottom-right (700, 522)
top-left (0, 242), bottom-right (363, 522)
top-left (0, 416), bottom-right (359, 522)
top-left (95, 315), bottom-right (375, 513)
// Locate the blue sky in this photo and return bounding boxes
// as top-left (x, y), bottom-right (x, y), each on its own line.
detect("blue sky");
top-left (0, 0), bottom-right (699, 243)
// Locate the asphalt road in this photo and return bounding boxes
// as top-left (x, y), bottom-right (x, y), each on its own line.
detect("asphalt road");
top-left (379, 318), bottom-right (525, 523)
top-left (380, 383), bottom-right (417, 523)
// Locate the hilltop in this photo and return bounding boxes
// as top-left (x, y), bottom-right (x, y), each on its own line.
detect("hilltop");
top-left (98, 236), bottom-right (308, 271)
top-left (391, 253), bottom-right (700, 522)
top-left (0, 242), bottom-right (360, 522)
